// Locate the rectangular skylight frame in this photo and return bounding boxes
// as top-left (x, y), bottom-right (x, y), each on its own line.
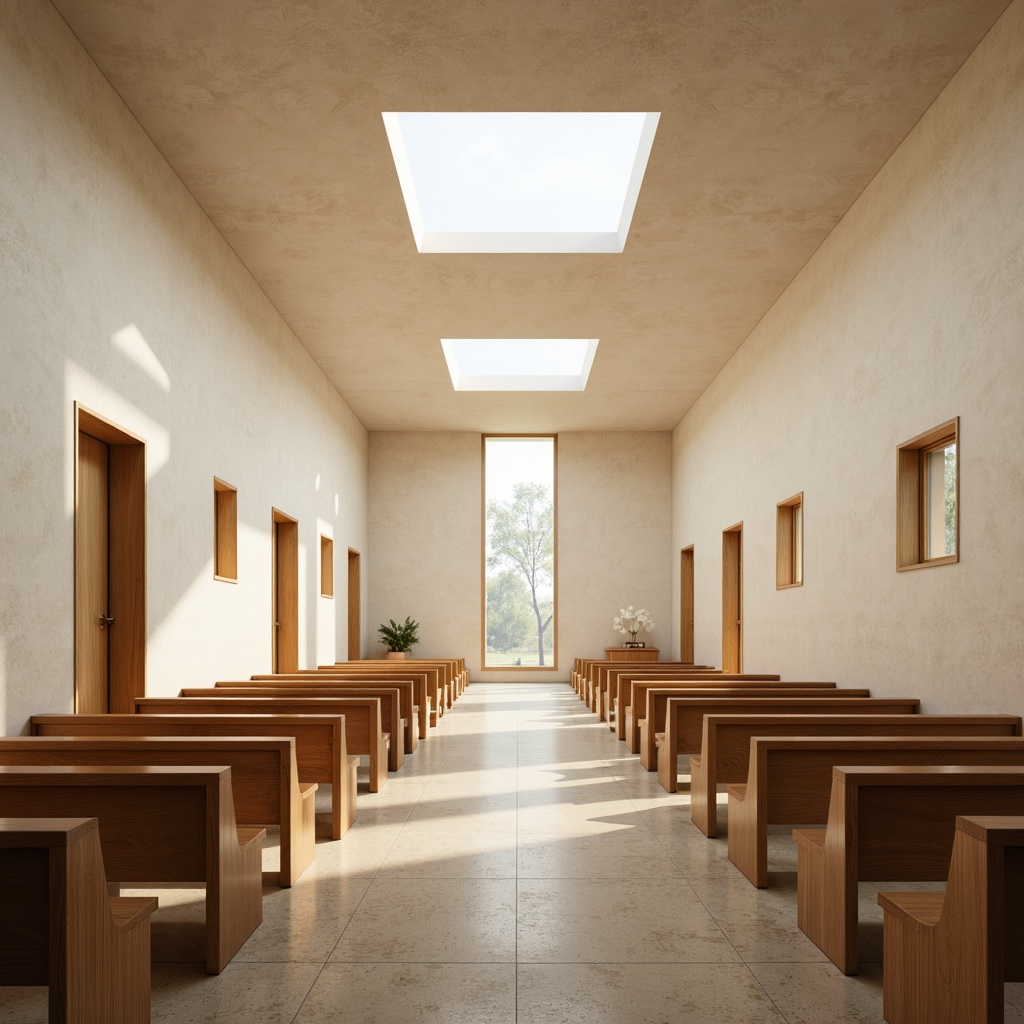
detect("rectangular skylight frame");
top-left (383, 112), bottom-right (660, 254)
top-left (441, 339), bottom-right (599, 391)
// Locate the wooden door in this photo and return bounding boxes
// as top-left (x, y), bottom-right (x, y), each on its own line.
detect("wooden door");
top-left (76, 431), bottom-right (110, 713)
top-left (722, 525), bottom-right (742, 673)
top-left (74, 407), bottom-right (146, 714)
top-left (347, 549), bottom-right (361, 660)
top-left (680, 546), bottom-right (694, 664)
top-left (273, 513), bottom-right (299, 672)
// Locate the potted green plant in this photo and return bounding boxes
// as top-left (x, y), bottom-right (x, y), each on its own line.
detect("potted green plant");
top-left (377, 616), bottom-right (420, 659)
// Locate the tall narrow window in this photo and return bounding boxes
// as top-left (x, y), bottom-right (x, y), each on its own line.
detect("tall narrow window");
top-left (897, 418), bottom-right (959, 570)
top-left (213, 478), bottom-right (237, 582)
top-left (483, 436), bottom-right (556, 669)
top-left (776, 493), bottom-right (803, 589)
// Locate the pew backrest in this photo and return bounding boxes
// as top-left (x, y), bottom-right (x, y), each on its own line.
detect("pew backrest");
top-left (687, 712), bottom-right (1024, 834)
top-left (136, 695), bottom-right (390, 792)
top-left (30, 711), bottom-right (353, 839)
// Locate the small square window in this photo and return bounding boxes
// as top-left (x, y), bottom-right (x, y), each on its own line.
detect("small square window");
top-left (897, 418), bottom-right (959, 571)
top-left (320, 535), bottom-right (334, 598)
top-left (214, 478), bottom-right (237, 582)
top-left (776, 493), bottom-right (803, 589)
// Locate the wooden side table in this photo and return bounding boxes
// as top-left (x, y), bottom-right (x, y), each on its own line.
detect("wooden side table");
top-left (604, 647), bottom-right (659, 662)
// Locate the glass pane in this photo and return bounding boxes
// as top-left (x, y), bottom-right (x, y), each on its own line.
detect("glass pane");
top-left (792, 503), bottom-right (803, 584)
top-left (484, 437), bottom-right (555, 667)
top-left (924, 443), bottom-right (956, 559)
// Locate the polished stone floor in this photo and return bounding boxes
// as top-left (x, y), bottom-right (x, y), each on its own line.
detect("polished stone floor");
top-left (5, 682), bottom-right (1024, 1022)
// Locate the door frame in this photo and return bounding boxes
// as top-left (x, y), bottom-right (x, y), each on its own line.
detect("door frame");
top-left (74, 403), bottom-right (146, 714)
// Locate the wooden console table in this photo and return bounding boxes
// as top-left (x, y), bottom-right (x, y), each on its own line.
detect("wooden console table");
top-left (604, 647), bottom-right (659, 662)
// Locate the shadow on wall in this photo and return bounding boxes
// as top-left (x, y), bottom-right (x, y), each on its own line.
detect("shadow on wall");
top-left (1, 327), bottom-right (347, 732)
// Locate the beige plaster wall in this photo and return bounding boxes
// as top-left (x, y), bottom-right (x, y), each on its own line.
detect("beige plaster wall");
top-left (368, 432), bottom-right (673, 679)
top-left (0, 1), bottom-right (368, 733)
top-left (671, 0), bottom-right (1024, 713)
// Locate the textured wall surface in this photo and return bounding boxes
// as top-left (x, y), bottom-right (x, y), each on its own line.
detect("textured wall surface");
top-left (0, 2), bottom-right (368, 733)
top-left (367, 433), bottom-right (483, 668)
top-left (558, 433), bottom-right (673, 667)
top-left (671, 0), bottom-right (1024, 712)
top-left (368, 432), bottom-right (673, 679)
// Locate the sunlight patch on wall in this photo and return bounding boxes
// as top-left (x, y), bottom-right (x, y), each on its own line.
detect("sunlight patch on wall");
top-left (111, 323), bottom-right (171, 393)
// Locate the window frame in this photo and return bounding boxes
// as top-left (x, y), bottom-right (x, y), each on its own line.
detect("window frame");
top-left (896, 417), bottom-right (959, 571)
top-left (480, 433), bottom-right (558, 672)
top-left (320, 534), bottom-right (334, 598)
top-left (776, 492), bottom-right (803, 589)
top-left (213, 478), bottom-right (238, 582)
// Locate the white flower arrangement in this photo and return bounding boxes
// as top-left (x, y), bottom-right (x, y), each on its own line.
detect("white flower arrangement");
top-left (613, 605), bottom-right (654, 644)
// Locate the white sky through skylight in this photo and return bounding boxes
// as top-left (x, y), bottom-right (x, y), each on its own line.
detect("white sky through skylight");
top-left (383, 112), bottom-right (659, 253)
top-left (441, 338), bottom-right (598, 391)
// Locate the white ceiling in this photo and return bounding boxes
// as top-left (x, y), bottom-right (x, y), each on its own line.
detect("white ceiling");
top-left (52, 0), bottom-right (1010, 432)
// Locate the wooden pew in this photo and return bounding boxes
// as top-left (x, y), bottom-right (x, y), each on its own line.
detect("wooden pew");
top-left (728, 735), bottom-right (1024, 887)
top-left (605, 666), bottom-right (719, 736)
top-left (794, 765), bottom-right (1024, 975)
top-left (303, 664), bottom-right (443, 727)
top-left (596, 664), bottom-right (721, 724)
top-left (245, 673), bottom-right (428, 743)
top-left (31, 713), bottom-right (356, 839)
top-left (177, 687), bottom-right (404, 774)
top-left (583, 661), bottom-right (717, 715)
top-left (878, 814), bottom-right (1024, 1024)
top-left (0, 765), bottom-right (264, 975)
top-left (646, 693), bottom-right (921, 773)
top-left (624, 674), bottom-right (796, 750)
top-left (581, 660), bottom-right (675, 714)
top-left (137, 695), bottom-right (389, 792)
top-left (687, 713), bottom-right (1024, 835)
top-left (333, 659), bottom-right (454, 710)
top-left (639, 684), bottom-right (852, 769)
top-left (0, 735), bottom-right (316, 887)
top-left (0, 816), bottom-right (158, 1024)
top-left (571, 658), bottom-right (605, 699)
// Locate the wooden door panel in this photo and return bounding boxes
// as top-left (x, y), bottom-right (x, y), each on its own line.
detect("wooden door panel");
top-left (76, 431), bottom-right (109, 713)
top-left (680, 547), bottom-right (694, 664)
top-left (347, 549), bottom-right (360, 660)
top-left (722, 527), bottom-right (742, 674)
top-left (274, 517), bottom-right (299, 673)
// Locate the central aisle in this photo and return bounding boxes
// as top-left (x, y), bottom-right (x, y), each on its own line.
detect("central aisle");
top-left (153, 683), bottom-right (889, 1021)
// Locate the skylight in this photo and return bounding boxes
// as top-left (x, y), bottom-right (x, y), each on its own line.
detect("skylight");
top-left (383, 112), bottom-right (659, 253)
top-left (441, 339), bottom-right (599, 391)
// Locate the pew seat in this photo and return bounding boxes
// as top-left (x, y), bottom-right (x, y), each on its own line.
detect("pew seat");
top-left (793, 765), bottom-right (1024, 975)
top-left (0, 765), bottom-right (264, 975)
top-left (727, 735), bottom-right (1024, 887)
top-left (0, 816), bottom-right (157, 1024)
top-left (878, 814), bottom-right (1024, 1024)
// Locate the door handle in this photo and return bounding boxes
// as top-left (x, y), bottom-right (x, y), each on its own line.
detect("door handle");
top-left (98, 614), bottom-right (114, 629)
